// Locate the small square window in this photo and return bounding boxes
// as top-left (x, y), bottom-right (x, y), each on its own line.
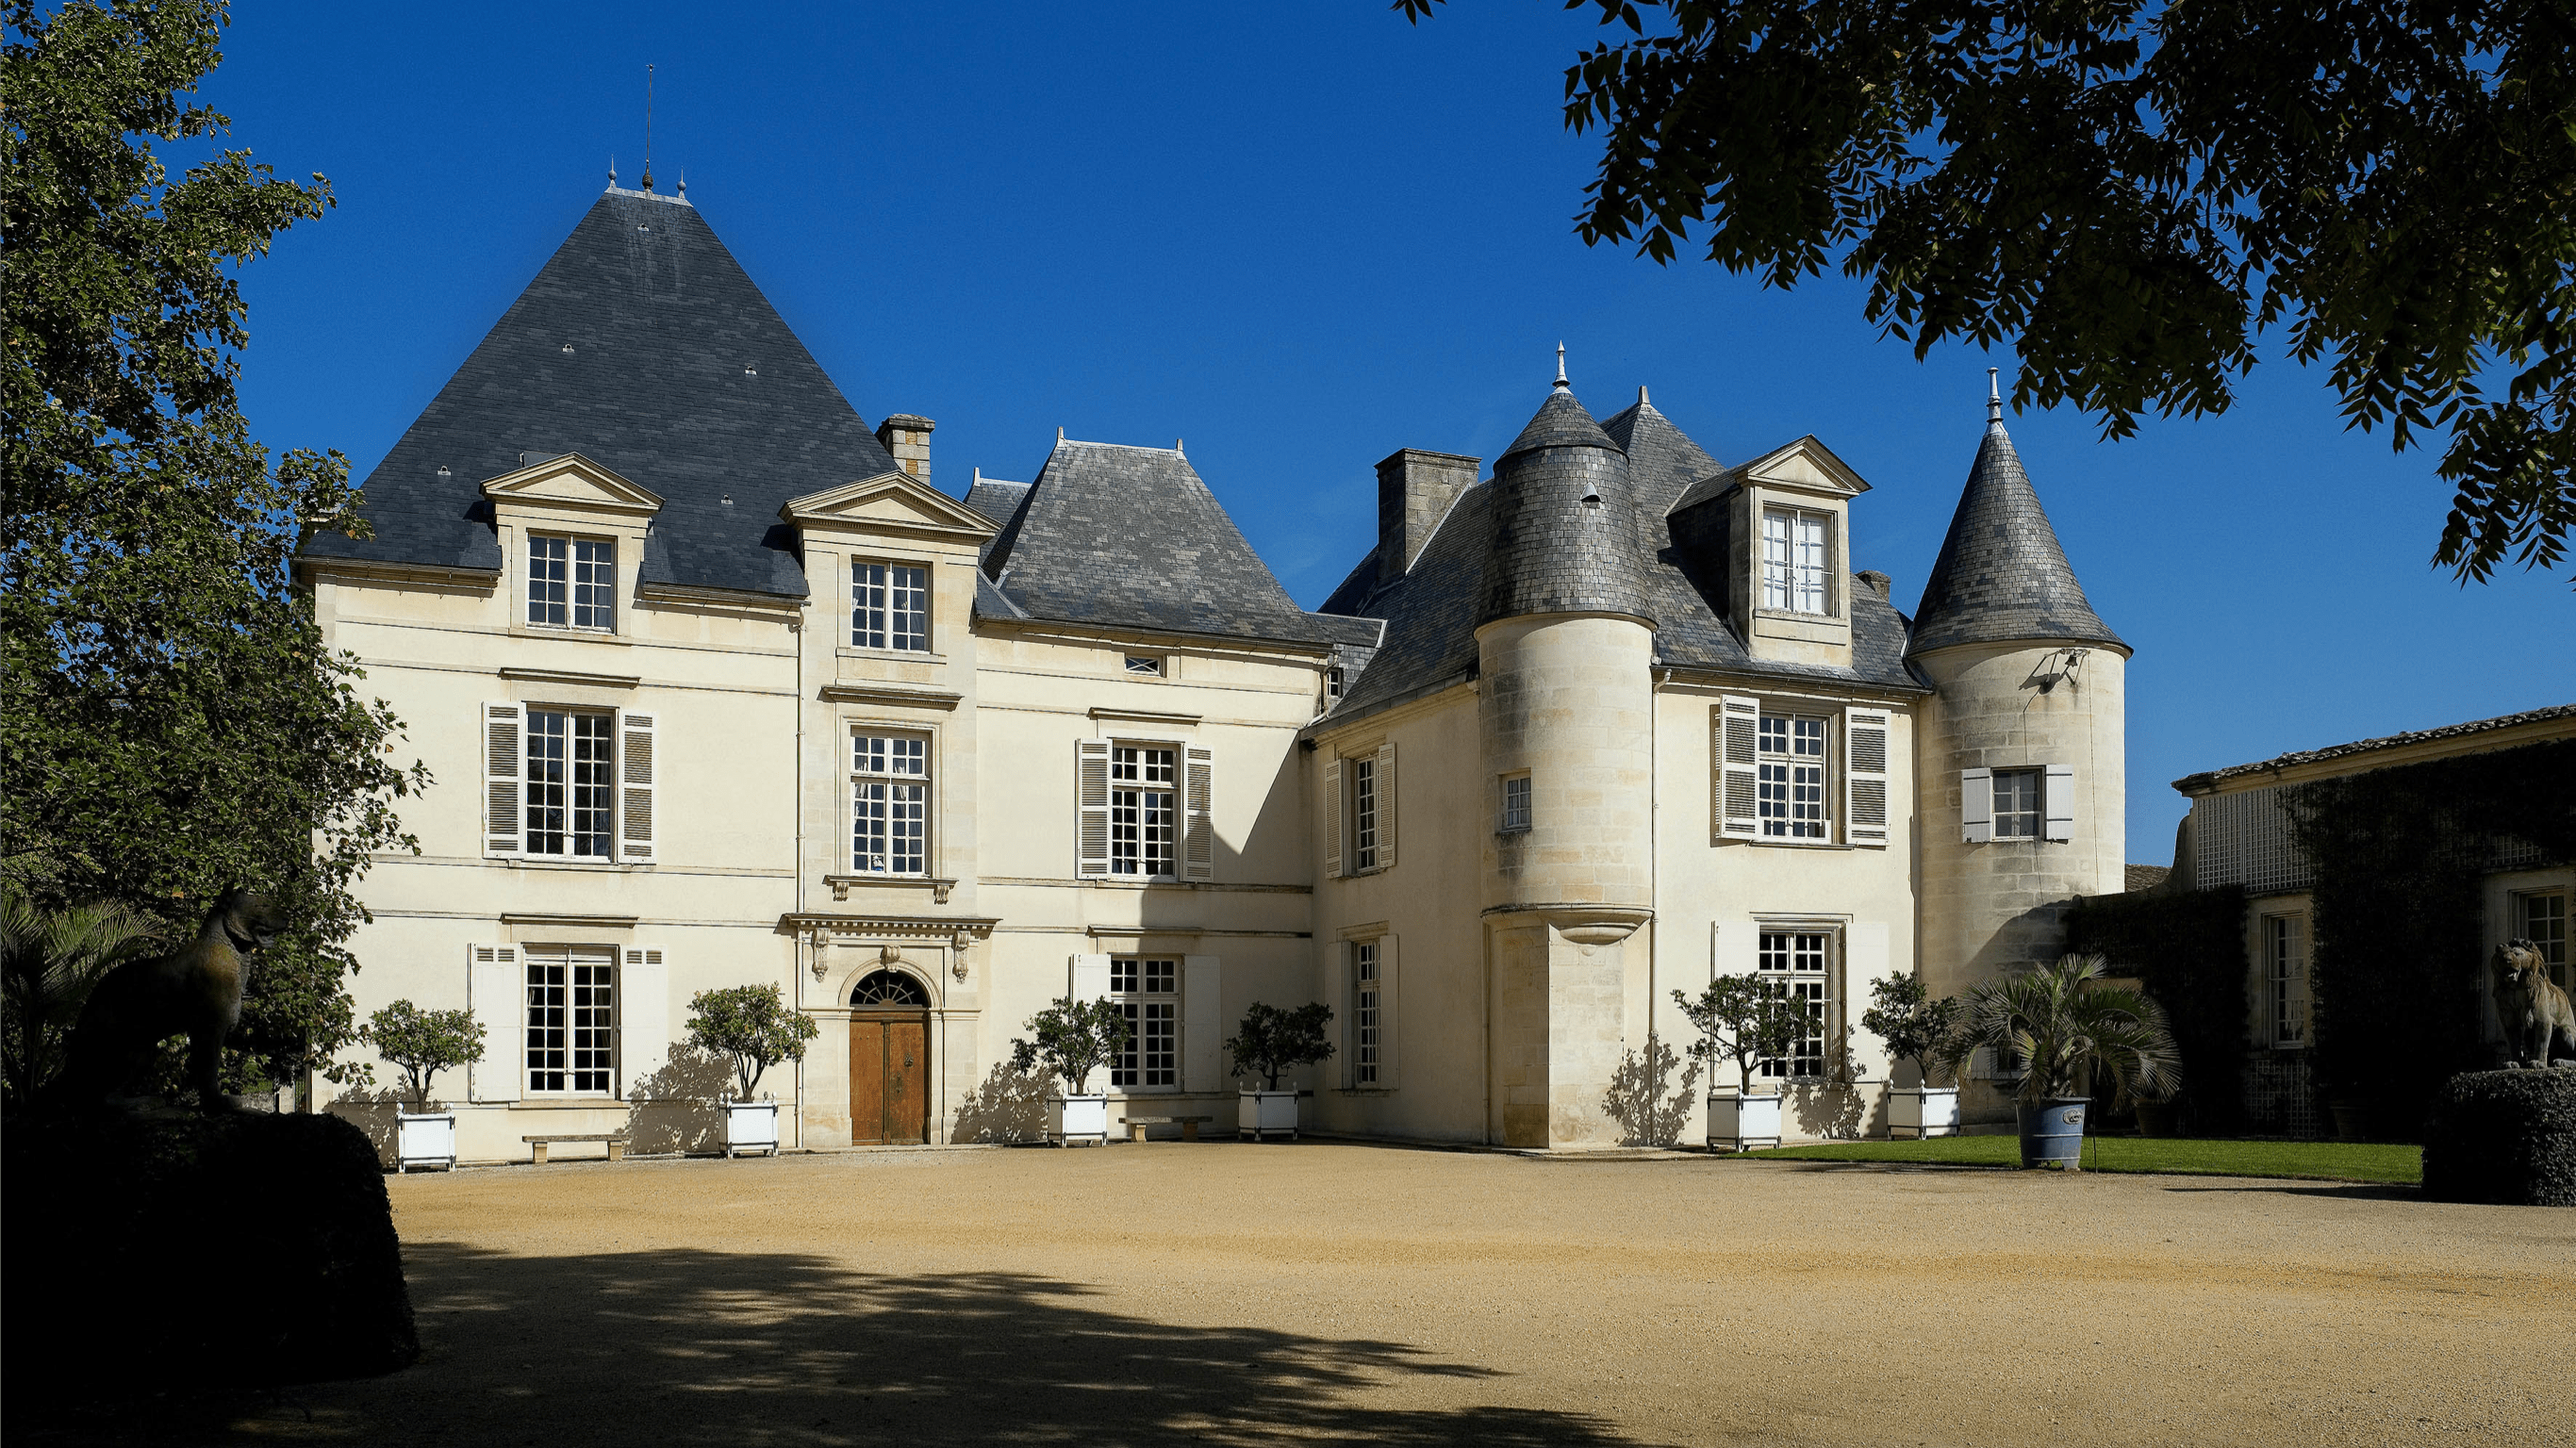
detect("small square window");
top-left (1499, 774), bottom-right (1531, 833)
top-left (1124, 655), bottom-right (1164, 677)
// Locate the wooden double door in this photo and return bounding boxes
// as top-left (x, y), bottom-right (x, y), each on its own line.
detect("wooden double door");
top-left (849, 1012), bottom-right (930, 1144)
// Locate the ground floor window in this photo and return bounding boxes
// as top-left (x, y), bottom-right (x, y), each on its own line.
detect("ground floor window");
top-left (2266, 914), bottom-right (2309, 1048)
top-left (1110, 956), bottom-right (1177, 1089)
top-left (1756, 930), bottom-right (1830, 1079)
top-left (2516, 889), bottom-right (2568, 994)
top-left (525, 949), bottom-right (614, 1094)
top-left (1352, 941), bottom-right (1380, 1085)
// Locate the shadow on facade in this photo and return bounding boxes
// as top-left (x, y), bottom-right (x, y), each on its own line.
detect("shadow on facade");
top-left (951, 1060), bottom-right (1050, 1143)
top-left (628, 1044), bottom-right (733, 1156)
top-left (113, 1244), bottom-right (1667, 1445)
top-left (1603, 1039), bottom-right (1700, 1146)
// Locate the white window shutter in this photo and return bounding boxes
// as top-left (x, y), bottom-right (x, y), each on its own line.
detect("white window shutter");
top-left (1717, 696), bottom-right (1760, 839)
top-left (1320, 756), bottom-right (1343, 879)
top-left (1842, 707), bottom-right (1891, 847)
top-left (618, 946), bottom-right (668, 1100)
top-left (2044, 763), bottom-right (2076, 843)
top-left (1338, 942), bottom-right (1358, 1090)
top-left (483, 702), bottom-right (524, 858)
top-left (1070, 953), bottom-right (1112, 1003)
top-left (1960, 767), bottom-right (1994, 844)
top-left (1182, 954), bottom-right (1222, 1091)
top-left (467, 944), bottom-right (522, 1102)
top-left (619, 709), bottom-right (656, 864)
top-left (1373, 741), bottom-right (1397, 870)
top-left (1845, 923), bottom-right (1890, 1076)
top-left (1075, 741), bottom-right (1111, 878)
top-left (1183, 745), bottom-right (1216, 881)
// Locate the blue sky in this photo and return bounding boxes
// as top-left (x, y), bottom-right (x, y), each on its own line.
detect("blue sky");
top-left (204, 2), bottom-right (2566, 865)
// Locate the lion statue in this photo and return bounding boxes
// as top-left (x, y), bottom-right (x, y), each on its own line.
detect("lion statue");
top-left (61, 888), bottom-right (287, 1111)
top-left (2490, 940), bottom-right (2576, 1070)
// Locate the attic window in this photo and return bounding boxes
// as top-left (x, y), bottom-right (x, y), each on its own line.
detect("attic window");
top-left (1327, 665), bottom-right (1345, 702)
top-left (1124, 655), bottom-right (1164, 677)
top-left (1760, 506), bottom-right (1832, 615)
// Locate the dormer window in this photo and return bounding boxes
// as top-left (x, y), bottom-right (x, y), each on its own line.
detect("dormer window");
top-left (1760, 507), bottom-right (1830, 615)
top-left (853, 561), bottom-right (930, 650)
top-left (530, 535), bottom-right (615, 631)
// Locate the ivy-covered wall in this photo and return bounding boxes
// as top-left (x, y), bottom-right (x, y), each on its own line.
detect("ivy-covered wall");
top-left (2067, 886), bottom-right (2250, 1134)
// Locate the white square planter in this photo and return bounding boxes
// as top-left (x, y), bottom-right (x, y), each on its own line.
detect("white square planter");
top-left (723, 1100), bottom-right (779, 1159)
top-left (1707, 1089), bottom-right (1783, 1152)
top-left (395, 1111), bottom-right (455, 1172)
top-left (1049, 1094), bottom-right (1110, 1145)
top-left (1890, 1086), bottom-right (1961, 1139)
top-left (1239, 1090), bottom-right (1299, 1141)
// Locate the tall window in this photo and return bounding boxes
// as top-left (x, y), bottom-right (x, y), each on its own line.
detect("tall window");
top-left (2518, 889), bottom-right (2568, 993)
top-left (1760, 507), bottom-right (1829, 614)
top-left (1109, 956), bottom-right (1177, 1088)
top-left (1499, 773), bottom-right (1531, 833)
top-left (1992, 768), bottom-right (2043, 840)
top-left (852, 561), bottom-right (931, 650)
top-left (851, 732), bottom-right (929, 876)
top-left (525, 950), bottom-right (614, 1094)
top-left (1352, 756), bottom-right (1379, 870)
top-left (525, 710), bottom-right (614, 858)
top-left (1352, 942), bottom-right (1381, 1085)
top-left (1757, 715), bottom-right (1827, 840)
top-left (2266, 914), bottom-right (2309, 1048)
top-left (1110, 746), bottom-right (1176, 878)
top-left (1756, 931), bottom-right (1831, 1078)
top-left (529, 535), bottom-right (615, 630)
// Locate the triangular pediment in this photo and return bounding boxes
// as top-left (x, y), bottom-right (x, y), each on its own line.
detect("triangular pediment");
top-left (480, 452), bottom-right (664, 516)
top-left (1737, 436), bottom-right (1871, 498)
top-left (783, 470), bottom-right (999, 542)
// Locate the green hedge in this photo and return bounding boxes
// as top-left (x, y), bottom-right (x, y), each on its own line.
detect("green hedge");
top-left (2422, 1068), bottom-right (2576, 1206)
top-left (2068, 885), bottom-right (2249, 1135)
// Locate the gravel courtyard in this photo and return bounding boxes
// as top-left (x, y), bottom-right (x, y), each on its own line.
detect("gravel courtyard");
top-left (184, 1144), bottom-right (2576, 1444)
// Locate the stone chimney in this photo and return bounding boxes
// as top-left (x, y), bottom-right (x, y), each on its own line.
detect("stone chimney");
top-left (876, 415), bottom-right (935, 486)
top-left (1376, 449), bottom-right (1478, 587)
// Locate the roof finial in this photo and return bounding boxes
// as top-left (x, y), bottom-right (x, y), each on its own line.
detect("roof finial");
top-left (608, 155), bottom-right (618, 189)
top-left (676, 171), bottom-right (686, 199)
top-left (640, 64), bottom-right (655, 192)
top-left (1553, 341), bottom-right (1569, 390)
top-left (1638, 384), bottom-right (1650, 406)
top-left (1987, 367), bottom-right (2004, 426)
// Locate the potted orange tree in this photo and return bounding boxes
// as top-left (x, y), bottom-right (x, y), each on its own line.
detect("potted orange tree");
top-left (1861, 972), bottom-right (1963, 1139)
top-left (1674, 975), bottom-right (1807, 1151)
top-left (685, 983), bottom-right (818, 1159)
top-left (1010, 996), bottom-right (1130, 1145)
top-left (1225, 1001), bottom-right (1335, 1141)
top-left (363, 999), bottom-right (487, 1172)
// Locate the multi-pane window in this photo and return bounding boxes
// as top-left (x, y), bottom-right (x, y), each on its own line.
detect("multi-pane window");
top-left (525, 710), bottom-right (614, 858)
top-left (1326, 666), bottom-right (1345, 703)
top-left (1759, 507), bottom-right (1829, 614)
top-left (1110, 746), bottom-right (1176, 878)
top-left (529, 535), bottom-right (615, 630)
top-left (1352, 757), bottom-right (1379, 870)
top-left (1109, 956), bottom-right (1177, 1088)
top-left (2266, 914), bottom-right (2309, 1048)
top-left (525, 951), bottom-right (614, 1094)
top-left (852, 561), bottom-right (931, 650)
top-left (1353, 942), bottom-right (1381, 1085)
top-left (1757, 715), bottom-right (1827, 840)
top-left (1992, 768), bottom-right (2043, 840)
top-left (2518, 889), bottom-right (2568, 994)
top-left (1756, 930), bottom-right (1831, 1079)
top-left (1500, 773), bottom-right (1531, 833)
top-left (851, 732), bottom-right (929, 876)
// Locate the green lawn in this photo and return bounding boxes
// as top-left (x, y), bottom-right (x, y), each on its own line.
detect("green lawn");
top-left (1726, 1134), bottom-right (2422, 1185)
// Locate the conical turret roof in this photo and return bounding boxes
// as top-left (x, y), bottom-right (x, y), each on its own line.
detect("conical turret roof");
top-left (1908, 400), bottom-right (2122, 656)
top-left (1500, 383), bottom-right (1620, 460)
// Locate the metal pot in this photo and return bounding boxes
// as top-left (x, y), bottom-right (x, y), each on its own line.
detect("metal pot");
top-left (2017, 1095), bottom-right (2089, 1168)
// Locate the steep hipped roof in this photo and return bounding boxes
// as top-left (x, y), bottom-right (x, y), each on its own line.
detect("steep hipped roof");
top-left (980, 440), bottom-right (1359, 647)
top-left (300, 188), bottom-right (901, 598)
top-left (1907, 412), bottom-right (2122, 655)
top-left (1599, 392), bottom-right (1722, 510)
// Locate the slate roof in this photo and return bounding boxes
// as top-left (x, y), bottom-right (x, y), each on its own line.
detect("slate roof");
top-left (1907, 416), bottom-right (2122, 655)
top-left (301, 188), bottom-right (901, 599)
top-left (1600, 394), bottom-right (1723, 510)
top-left (978, 440), bottom-right (1367, 649)
top-left (962, 477), bottom-right (1032, 527)
top-left (2171, 703), bottom-right (2576, 793)
top-left (1501, 385), bottom-right (1621, 460)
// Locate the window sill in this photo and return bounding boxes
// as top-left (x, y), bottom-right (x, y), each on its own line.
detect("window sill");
top-left (507, 857), bottom-right (641, 872)
top-left (1082, 876), bottom-right (1185, 889)
top-left (1334, 1087), bottom-right (1397, 1096)
top-left (1496, 825), bottom-right (1531, 837)
top-left (1752, 607), bottom-right (1842, 623)
top-left (1718, 838), bottom-right (1857, 850)
top-left (828, 875), bottom-right (956, 904)
top-left (510, 625), bottom-right (631, 647)
top-left (509, 1097), bottom-right (624, 1110)
top-left (837, 646), bottom-right (945, 663)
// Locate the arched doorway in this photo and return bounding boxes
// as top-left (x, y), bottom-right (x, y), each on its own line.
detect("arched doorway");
top-left (849, 969), bottom-right (931, 1144)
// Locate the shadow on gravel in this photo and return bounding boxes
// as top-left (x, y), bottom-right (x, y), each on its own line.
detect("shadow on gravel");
top-left (2159, 1181), bottom-right (2422, 1201)
top-left (28, 1242), bottom-right (1666, 1447)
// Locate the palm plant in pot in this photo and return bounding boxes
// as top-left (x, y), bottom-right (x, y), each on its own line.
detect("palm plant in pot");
top-left (1010, 996), bottom-right (1131, 1145)
top-left (1224, 1001), bottom-right (1335, 1141)
top-left (1937, 953), bottom-right (2180, 1169)
top-left (1859, 972), bottom-right (1963, 1139)
top-left (363, 1000), bottom-right (487, 1172)
top-left (685, 983), bottom-right (819, 1159)
top-left (1673, 975), bottom-right (1808, 1151)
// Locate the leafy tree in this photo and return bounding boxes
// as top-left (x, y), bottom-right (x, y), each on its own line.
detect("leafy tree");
top-left (1398, 0), bottom-right (2576, 581)
top-left (1223, 1001), bottom-right (1337, 1091)
top-left (1937, 953), bottom-right (2181, 1108)
top-left (685, 983), bottom-right (819, 1101)
top-left (0, 884), bottom-right (159, 1109)
top-left (1671, 974), bottom-right (1806, 1092)
top-left (1008, 996), bottom-right (1131, 1095)
top-left (1, 1), bottom-right (426, 1094)
top-left (359, 998), bottom-right (484, 1111)
top-left (1858, 971), bottom-right (1962, 1089)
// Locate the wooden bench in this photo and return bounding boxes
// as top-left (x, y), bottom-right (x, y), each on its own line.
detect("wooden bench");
top-left (1119, 1114), bottom-right (1214, 1143)
top-left (522, 1133), bottom-right (629, 1164)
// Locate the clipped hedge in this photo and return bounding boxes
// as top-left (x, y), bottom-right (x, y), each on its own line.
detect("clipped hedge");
top-left (2421, 1068), bottom-right (2576, 1207)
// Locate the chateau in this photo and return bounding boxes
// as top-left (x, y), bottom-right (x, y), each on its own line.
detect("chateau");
top-left (302, 184), bottom-right (2130, 1158)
